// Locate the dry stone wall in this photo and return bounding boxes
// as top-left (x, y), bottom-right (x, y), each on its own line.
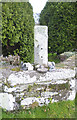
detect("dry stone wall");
top-left (0, 67), bottom-right (76, 111)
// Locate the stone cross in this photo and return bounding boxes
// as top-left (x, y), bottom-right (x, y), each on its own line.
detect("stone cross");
top-left (34, 25), bottom-right (48, 67)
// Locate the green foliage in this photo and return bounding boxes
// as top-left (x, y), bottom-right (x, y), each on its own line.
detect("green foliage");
top-left (40, 2), bottom-right (76, 54)
top-left (2, 2), bottom-right (34, 62)
top-left (48, 53), bottom-right (60, 63)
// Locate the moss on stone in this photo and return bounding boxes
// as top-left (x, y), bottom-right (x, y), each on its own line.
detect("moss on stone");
top-left (33, 83), bottom-right (37, 86)
top-left (48, 82), bottom-right (70, 91)
top-left (27, 85), bottom-right (33, 92)
top-left (11, 67), bottom-right (20, 72)
top-left (5, 80), bottom-right (11, 88)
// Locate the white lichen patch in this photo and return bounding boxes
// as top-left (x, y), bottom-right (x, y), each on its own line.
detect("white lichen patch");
top-left (0, 93), bottom-right (15, 111)
top-left (67, 90), bottom-right (76, 101)
top-left (7, 72), bottom-right (36, 86)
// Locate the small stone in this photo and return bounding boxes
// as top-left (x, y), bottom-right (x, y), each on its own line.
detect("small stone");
top-left (26, 63), bottom-right (33, 70)
top-left (59, 94), bottom-right (62, 96)
top-left (37, 68), bottom-right (48, 73)
top-left (21, 62), bottom-right (33, 71)
top-left (35, 64), bottom-right (40, 70)
top-left (48, 62), bottom-right (55, 71)
top-left (51, 62), bottom-right (55, 66)
top-left (21, 62), bottom-right (28, 71)
top-left (49, 68), bottom-right (55, 72)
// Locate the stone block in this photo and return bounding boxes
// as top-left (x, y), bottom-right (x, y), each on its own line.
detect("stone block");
top-left (0, 93), bottom-right (15, 111)
top-left (25, 63), bottom-right (33, 70)
top-left (21, 62), bottom-right (33, 71)
top-left (34, 25), bottom-right (48, 66)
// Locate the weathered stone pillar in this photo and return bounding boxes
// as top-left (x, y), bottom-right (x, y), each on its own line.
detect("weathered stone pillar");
top-left (34, 25), bottom-right (48, 66)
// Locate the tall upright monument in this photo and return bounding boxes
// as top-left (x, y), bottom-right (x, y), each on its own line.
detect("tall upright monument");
top-left (34, 25), bottom-right (48, 66)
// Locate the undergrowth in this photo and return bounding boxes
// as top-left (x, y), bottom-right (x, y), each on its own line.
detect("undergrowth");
top-left (48, 53), bottom-right (60, 63)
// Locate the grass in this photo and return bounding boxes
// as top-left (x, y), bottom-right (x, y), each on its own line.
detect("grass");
top-left (0, 107), bottom-right (2, 120)
top-left (75, 93), bottom-right (77, 118)
top-left (2, 99), bottom-right (75, 118)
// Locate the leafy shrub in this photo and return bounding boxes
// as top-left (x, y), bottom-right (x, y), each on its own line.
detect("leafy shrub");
top-left (2, 2), bottom-right (35, 63)
top-left (40, 2), bottom-right (76, 55)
